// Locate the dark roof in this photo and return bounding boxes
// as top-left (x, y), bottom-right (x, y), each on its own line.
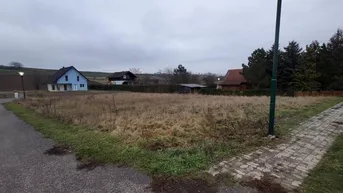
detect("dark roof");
top-left (107, 71), bottom-right (137, 79)
top-left (220, 69), bottom-right (247, 85)
top-left (49, 66), bottom-right (88, 83)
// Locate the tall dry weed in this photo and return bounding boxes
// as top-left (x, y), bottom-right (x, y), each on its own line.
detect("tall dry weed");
top-left (20, 93), bottom-right (329, 149)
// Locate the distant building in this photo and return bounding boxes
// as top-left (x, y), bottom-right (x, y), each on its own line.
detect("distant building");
top-left (179, 84), bottom-right (207, 93)
top-left (47, 66), bottom-right (88, 92)
top-left (107, 71), bottom-right (137, 85)
top-left (219, 69), bottom-right (248, 91)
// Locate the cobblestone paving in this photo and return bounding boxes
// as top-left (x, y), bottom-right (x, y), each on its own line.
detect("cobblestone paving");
top-left (208, 103), bottom-right (343, 192)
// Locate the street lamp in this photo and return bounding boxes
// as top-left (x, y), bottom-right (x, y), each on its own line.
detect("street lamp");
top-left (18, 72), bottom-right (26, 99)
top-left (268, 0), bottom-right (282, 137)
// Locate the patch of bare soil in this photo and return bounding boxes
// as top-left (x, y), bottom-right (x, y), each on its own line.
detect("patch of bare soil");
top-left (242, 176), bottom-right (288, 193)
top-left (149, 176), bottom-right (218, 193)
top-left (44, 145), bottom-right (71, 156)
top-left (76, 159), bottom-right (103, 171)
top-left (332, 104), bottom-right (342, 110)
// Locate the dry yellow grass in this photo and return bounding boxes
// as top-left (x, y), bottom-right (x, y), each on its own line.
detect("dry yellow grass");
top-left (20, 93), bottom-right (330, 149)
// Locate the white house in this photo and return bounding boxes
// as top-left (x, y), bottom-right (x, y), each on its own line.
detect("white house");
top-left (47, 66), bottom-right (88, 91)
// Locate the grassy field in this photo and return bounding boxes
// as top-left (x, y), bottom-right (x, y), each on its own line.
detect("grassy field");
top-left (301, 134), bottom-right (343, 193)
top-left (4, 93), bottom-right (343, 176)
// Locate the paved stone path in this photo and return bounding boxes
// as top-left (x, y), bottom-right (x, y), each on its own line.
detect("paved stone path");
top-left (208, 103), bottom-right (343, 192)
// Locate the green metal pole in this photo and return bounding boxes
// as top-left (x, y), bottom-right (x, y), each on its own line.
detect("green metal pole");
top-left (268, 0), bottom-right (282, 136)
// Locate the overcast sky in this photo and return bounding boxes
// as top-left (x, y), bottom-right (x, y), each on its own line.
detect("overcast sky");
top-left (0, 0), bottom-right (342, 74)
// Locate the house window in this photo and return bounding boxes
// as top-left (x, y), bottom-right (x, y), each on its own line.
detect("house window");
top-left (123, 75), bottom-right (127, 79)
top-left (52, 84), bottom-right (55, 90)
top-left (80, 84), bottom-right (84, 88)
top-left (65, 75), bottom-right (68, 81)
top-left (77, 76), bottom-right (79, 81)
top-left (64, 85), bottom-right (67, 90)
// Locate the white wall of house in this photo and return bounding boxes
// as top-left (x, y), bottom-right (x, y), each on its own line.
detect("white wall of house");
top-left (111, 80), bottom-right (126, 85)
top-left (47, 84), bottom-right (72, 92)
top-left (56, 68), bottom-right (88, 91)
top-left (47, 84), bottom-right (57, 92)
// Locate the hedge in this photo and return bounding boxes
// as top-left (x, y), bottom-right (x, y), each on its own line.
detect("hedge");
top-left (198, 88), bottom-right (294, 96)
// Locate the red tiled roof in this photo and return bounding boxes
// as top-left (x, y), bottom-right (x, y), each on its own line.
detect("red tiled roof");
top-left (220, 69), bottom-right (247, 85)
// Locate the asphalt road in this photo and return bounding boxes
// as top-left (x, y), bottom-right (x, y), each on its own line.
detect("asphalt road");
top-left (0, 99), bottom-right (257, 193)
top-left (0, 99), bottom-right (151, 193)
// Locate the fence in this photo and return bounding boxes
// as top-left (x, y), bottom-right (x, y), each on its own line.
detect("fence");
top-left (89, 85), bottom-right (297, 96)
top-left (0, 92), bottom-right (14, 98)
top-left (295, 91), bottom-right (343, 97)
top-left (198, 88), bottom-right (295, 96)
top-left (89, 84), bottom-right (181, 93)
top-left (199, 88), bottom-right (270, 96)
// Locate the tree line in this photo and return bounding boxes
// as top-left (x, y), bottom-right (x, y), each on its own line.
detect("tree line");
top-left (242, 29), bottom-right (343, 91)
top-left (157, 64), bottom-right (217, 85)
top-left (132, 65), bottom-right (219, 86)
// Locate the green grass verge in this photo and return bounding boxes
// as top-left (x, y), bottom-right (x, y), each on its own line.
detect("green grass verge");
top-left (3, 97), bottom-right (343, 177)
top-left (276, 97), bottom-right (343, 136)
top-left (301, 134), bottom-right (343, 193)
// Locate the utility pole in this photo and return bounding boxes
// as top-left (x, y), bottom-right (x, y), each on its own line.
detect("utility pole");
top-left (268, 0), bottom-right (282, 136)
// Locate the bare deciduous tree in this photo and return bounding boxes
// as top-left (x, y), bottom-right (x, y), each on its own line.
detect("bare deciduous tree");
top-left (129, 68), bottom-right (141, 74)
top-left (157, 67), bottom-right (174, 84)
top-left (9, 61), bottom-right (23, 68)
top-left (202, 73), bottom-right (217, 85)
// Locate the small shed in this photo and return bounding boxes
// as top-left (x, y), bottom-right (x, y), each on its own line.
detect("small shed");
top-left (179, 84), bottom-right (207, 93)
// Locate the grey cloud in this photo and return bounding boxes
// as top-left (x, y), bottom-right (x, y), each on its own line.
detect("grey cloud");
top-left (0, 0), bottom-right (342, 74)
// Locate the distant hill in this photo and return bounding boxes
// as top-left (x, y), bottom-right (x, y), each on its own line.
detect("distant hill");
top-left (0, 66), bottom-right (112, 77)
top-left (0, 66), bottom-right (167, 85)
top-left (0, 65), bottom-right (222, 86)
